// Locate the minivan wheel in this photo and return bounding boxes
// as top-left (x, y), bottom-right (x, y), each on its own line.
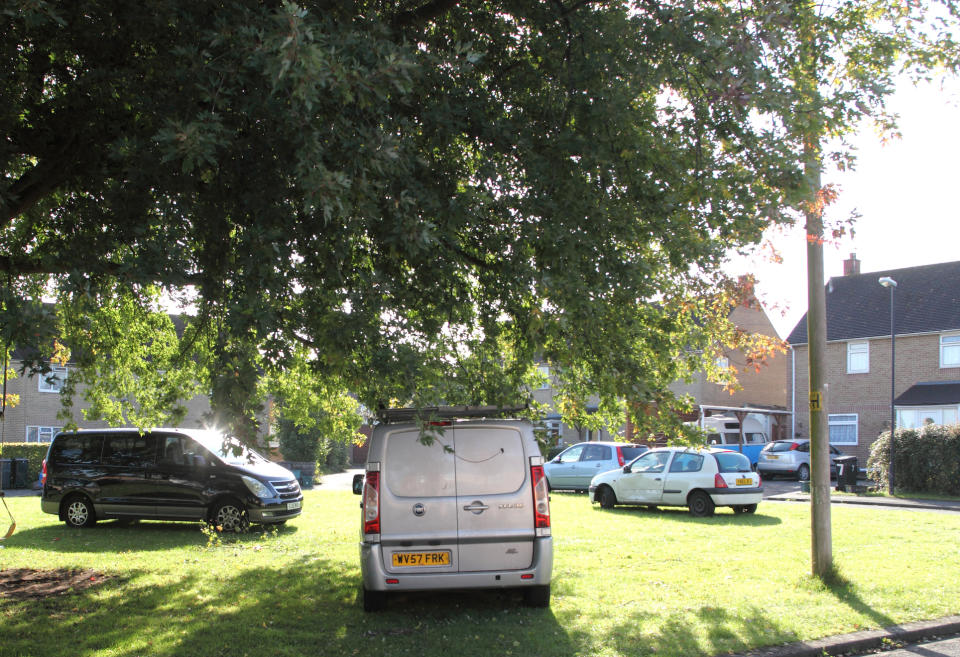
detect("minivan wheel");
top-left (599, 486), bottom-right (617, 509)
top-left (362, 588), bottom-right (387, 612)
top-left (63, 495), bottom-right (96, 528)
top-left (210, 499), bottom-right (249, 532)
top-left (688, 490), bottom-right (715, 517)
top-left (522, 584), bottom-right (551, 608)
top-left (797, 464), bottom-right (811, 482)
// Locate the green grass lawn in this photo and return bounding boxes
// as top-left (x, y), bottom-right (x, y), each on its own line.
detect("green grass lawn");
top-left (1, 490), bottom-right (959, 657)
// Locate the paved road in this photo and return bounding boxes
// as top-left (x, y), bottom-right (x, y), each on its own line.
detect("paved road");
top-left (862, 635), bottom-right (960, 657)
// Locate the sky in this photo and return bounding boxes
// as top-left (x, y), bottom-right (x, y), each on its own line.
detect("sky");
top-left (727, 76), bottom-right (960, 339)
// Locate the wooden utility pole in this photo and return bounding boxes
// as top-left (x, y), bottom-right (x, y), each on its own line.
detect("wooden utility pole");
top-left (799, 0), bottom-right (833, 577)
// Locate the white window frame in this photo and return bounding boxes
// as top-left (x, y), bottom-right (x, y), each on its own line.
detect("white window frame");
top-left (828, 413), bottom-right (858, 445)
top-left (940, 333), bottom-right (960, 368)
top-left (896, 405), bottom-right (960, 429)
top-left (26, 426), bottom-right (62, 443)
top-left (37, 366), bottom-right (68, 393)
top-left (846, 341), bottom-right (869, 374)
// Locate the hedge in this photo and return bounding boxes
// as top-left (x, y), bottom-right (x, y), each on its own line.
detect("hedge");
top-left (0, 442), bottom-right (48, 488)
top-left (868, 424), bottom-right (960, 495)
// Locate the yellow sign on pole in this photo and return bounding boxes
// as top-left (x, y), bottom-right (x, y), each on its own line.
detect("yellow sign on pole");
top-left (809, 391), bottom-right (822, 412)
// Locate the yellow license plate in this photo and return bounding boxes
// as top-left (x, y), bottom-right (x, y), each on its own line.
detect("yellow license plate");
top-left (767, 454), bottom-right (779, 459)
top-left (392, 551), bottom-right (451, 567)
top-left (735, 478), bottom-right (753, 486)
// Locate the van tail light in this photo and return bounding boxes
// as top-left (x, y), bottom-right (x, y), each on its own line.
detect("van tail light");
top-left (714, 473), bottom-right (728, 489)
top-left (531, 465), bottom-right (551, 535)
top-left (363, 471), bottom-right (381, 536)
top-left (616, 447), bottom-right (625, 466)
top-left (41, 459), bottom-right (47, 487)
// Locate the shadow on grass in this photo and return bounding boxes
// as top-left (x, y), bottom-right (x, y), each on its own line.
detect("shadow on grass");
top-left (0, 560), bottom-right (577, 657)
top-left (7, 519), bottom-right (298, 553)
top-left (818, 570), bottom-right (895, 629)
top-left (598, 505), bottom-right (782, 526)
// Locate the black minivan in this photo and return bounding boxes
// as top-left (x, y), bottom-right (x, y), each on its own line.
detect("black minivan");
top-left (41, 428), bottom-right (303, 530)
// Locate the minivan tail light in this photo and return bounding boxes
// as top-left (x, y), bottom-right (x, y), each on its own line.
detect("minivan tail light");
top-left (531, 464), bottom-right (551, 535)
top-left (363, 471), bottom-right (381, 537)
top-left (714, 473), bottom-right (728, 489)
top-left (41, 459), bottom-right (47, 487)
top-left (616, 447), bottom-right (625, 466)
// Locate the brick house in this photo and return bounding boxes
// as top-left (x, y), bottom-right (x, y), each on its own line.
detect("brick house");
top-left (786, 255), bottom-right (960, 465)
top-left (540, 300), bottom-right (789, 448)
top-left (0, 352), bottom-right (214, 446)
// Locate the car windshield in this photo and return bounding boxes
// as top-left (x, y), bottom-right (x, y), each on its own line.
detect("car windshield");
top-left (192, 432), bottom-right (269, 465)
top-left (714, 452), bottom-right (752, 473)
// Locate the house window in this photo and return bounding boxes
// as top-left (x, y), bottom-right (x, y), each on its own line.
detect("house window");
top-left (26, 426), bottom-right (62, 443)
top-left (543, 420), bottom-right (561, 445)
top-left (715, 356), bottom-right (729, 369)
top-left (897, 406), bottom-right (959, 429)
top-left (38, 366), bottom-right (68, 393)
top-left (828, 414), bottom-right (858, 445)
top-left (941, 333), bottom-right (960, 368)
top-left (536, 365), bottom-right (551, 390)
top-left (847, 341), bottom-right (869, 374)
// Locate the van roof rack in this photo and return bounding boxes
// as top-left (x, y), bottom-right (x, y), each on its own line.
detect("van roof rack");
top-left (376, 405), bottom-right (529, 424)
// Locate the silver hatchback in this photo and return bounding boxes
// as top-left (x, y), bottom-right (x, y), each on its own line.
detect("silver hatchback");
top-left (757, 440), bottom-right (844, 481)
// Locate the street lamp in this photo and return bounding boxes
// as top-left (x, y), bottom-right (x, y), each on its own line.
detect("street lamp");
top-left (879, 276), bottom-right (897, 493)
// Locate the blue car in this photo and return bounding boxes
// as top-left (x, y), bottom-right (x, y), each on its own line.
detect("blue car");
top-left (544, 441), bottom-right (649, 491)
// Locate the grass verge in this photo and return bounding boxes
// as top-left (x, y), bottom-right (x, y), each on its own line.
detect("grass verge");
top-left (1, 490), bottom-right (958, 657)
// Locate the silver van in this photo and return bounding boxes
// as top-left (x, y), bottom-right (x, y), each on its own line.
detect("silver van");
top-left (354, 407), bottom-right (553, 611)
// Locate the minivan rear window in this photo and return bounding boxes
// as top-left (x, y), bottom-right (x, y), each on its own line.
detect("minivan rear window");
top-left (454, 426), bottom-right (526, 496)
top-left (51, 434), bottom-right (104, 464)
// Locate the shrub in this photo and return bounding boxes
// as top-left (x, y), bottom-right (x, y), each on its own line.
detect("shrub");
top-left (0, 442), bottom-right (49, 487)
top-left (868, 424), bottom-right (960, 495)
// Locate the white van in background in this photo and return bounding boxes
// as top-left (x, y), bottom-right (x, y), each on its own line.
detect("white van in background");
top-left (354, 406), bottom-right (553, 611)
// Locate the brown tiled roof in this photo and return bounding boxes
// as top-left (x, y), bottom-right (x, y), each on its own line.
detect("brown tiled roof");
top-left (787, 260), bottom-right (960, 345)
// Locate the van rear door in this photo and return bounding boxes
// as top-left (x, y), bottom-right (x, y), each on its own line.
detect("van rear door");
top-left (380, 428), bottom-right (459, 574)
top-left (454, 424), bottom-right (533, 572)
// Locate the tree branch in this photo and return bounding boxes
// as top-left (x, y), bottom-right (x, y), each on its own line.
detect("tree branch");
top-left (391, 0), bottom-right (461, 30)
top-left (0, 255), bottom-right (202, 287)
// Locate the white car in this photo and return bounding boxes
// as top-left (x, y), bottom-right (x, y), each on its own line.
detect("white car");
top-left (589, 447), bottom-right (763, 517)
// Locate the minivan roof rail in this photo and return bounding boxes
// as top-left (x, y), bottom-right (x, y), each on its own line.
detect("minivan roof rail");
top-left (376, 405), bottom-right (529, 424)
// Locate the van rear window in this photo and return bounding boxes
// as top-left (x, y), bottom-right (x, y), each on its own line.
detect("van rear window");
top-left (51, 434), bottom-right (104, 464)
top-left (384, 430), bottom-right (456, 498)
top-left (454, 427), bottom-right (525, 496)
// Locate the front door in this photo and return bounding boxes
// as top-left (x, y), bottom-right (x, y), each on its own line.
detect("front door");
top-left (617, 451), bottom-right (671, 503)
top-left (152, 434), bottom-right (211, 519)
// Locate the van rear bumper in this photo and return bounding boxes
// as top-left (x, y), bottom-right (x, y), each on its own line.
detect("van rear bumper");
top-left (359, 537), bottom-right (553, 593)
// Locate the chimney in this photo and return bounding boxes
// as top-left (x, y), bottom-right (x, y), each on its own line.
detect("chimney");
top-left (843, 253), bottom-right (860, 276)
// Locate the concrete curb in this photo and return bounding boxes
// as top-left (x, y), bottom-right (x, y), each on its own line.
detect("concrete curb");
top-left (734, 615), bottom-right (960, 657)
top-left (766, 494), bottom-right (960, 512)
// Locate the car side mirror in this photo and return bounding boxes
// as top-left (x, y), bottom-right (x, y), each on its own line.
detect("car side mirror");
top-left (352, 473), bottom-right (365, 495)
top-left (623, 465), bottom-right (632, 473)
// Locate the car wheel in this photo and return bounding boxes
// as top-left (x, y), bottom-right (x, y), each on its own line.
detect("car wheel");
top-left (599, 486), bottom-right (617, 509)
top-left (742, 504), bottom-right (758, 514)
top-left (797, 464), bottom-right (811, 482)
top-left (522, 584), bottom-right (551, 608)
top-left (688, 490), bottom-right (715, 517)
top-left (63, 495), bottom-right (96, 528)
top-left (363, 588), bottom-right (387, 612)
top-left (646, 505), bottom-right (658, 512)
top-left (210, 499), bottom-right (249, 532)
